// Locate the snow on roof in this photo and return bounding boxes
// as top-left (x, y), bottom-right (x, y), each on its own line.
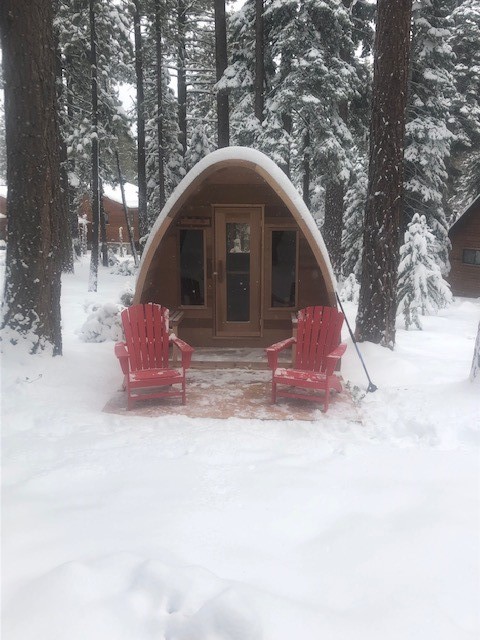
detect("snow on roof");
top-left (103, 182), bottom-right (138, 209)
top-left (0, 185), bottom-right (7, 199)
top-left (450, 192), bottom-right (480, 231)
top-left (140, 147), bottom-right (336, 288)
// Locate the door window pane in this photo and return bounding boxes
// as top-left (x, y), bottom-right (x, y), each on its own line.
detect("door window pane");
top-left (226, 222), bottom-right (250, 321)
top-left (271, 230), bottom-right (297, 307)
top-left (180, 229), bottom-right (204, 305)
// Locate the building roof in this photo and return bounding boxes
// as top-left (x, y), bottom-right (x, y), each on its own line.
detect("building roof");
top-left (103, 182), bottom-right (138, 209)
top-left (0, 185), bottom-right (7, 199)
top-left (450, 193), bottom-right (480, 233)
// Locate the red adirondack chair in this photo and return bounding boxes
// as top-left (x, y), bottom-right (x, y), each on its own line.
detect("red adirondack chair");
top-left (115, 303), bottom-right (194, 409)
top-left (266, 306), bottom-right (347, 412)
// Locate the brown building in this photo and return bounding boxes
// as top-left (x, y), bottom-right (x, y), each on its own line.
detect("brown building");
top-left (134, 148), bottom-right (338, 348)
top-left (80, 183), bottom-right (139, 247)
top-left (448, 194), bottom-right (480, 298)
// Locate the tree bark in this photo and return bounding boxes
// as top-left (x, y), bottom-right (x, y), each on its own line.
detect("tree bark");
top-left (177, 0), bottom-right (187, 156)
top-left (470, 321), bottom-right (480, 382)
top-left (155, 0), bottom-right (166, 210)
top-left (99, 181), bottom-right (109, 267)
top-left (115, 149), bottom-right (138, 265)
top-left (323, 180), bottom-right (345, 276)
top-left (254, 0), bottom-right (265, 124)
top-left (0, 0), bottom-right (63, 354)
top-left (215, 0), bottom-right (229, 148)
top-left (53, 10), bottom-right (74, 273)
top-left (133, 0), bottom-right (148, 240)
top-left (355, 0), bottom-right (413, 348)
top-left (302, 125), bottom-right (311, 209)
top-left (88, 0), bottom-right (100, 292)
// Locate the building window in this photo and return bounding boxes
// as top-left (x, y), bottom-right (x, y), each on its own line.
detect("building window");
top-left (179, 229), bottom-right (205, 305)
top-left (271, 230), bottom-right (297, 308)
top-left (462, 249), bottom-right (480, 266)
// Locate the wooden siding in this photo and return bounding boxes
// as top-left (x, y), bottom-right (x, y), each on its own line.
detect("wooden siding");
top-left (139, 170), bottom-right (332, 347)
top-left (80, 194), bottom-right (139, 245)
top-left (448, 202), bottom-right (480, 297)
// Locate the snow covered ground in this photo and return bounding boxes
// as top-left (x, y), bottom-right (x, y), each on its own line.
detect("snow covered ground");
top-left (2, 257), bottom-right (479, 640)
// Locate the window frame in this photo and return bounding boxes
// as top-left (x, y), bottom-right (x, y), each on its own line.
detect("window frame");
top-left (462, 248), bottom-right (480, 267)
top-left (177, 226), bottom-right (207, 309)
top-left (266, 226), bottom-right (299, 311)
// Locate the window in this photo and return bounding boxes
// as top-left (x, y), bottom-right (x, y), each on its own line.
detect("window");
top-left (271, 230), bottom-right (297, 307)
top-left (179, 229), bottom-right (205, 305)
top-left (462, 249), bottom-right (480, 266)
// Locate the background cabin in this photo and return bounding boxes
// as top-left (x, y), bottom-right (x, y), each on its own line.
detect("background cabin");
top-left (80, 182), bottom-right (139, 249)
top-left (448, 194), bottom-right (480, 298)
top-left (134, 149), bottom-right (337, 348)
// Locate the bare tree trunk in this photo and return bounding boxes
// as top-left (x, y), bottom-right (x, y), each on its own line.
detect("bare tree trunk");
top-left (99, 181), bottom-right (109, 267)
top-left (0, 0), bottom-right (63, 354)
top-left (53, 10), bottom-right (74, 273)
top-left (215, 0), bottom-right (229, 148)
top-left (155, 0), bottom-right (166, 210)
top-left (254, 0), bottom-right (265, 124)
top-left (355, 0), bottom-right (413, 348)
top-left (302, 125), bottom-right (311, 209)
top-left (88, 0), bottom-right (100, 292)
top-left (177, 0), bottom-right (187, 156)
top-left (115, 149), bottom-right (138, 266)
top-left (470, 321), bottom-right (480, 382)
top-left (133, 0), bottom-right (148, 240)
top-left (323, 180), bottom-right (345, 276)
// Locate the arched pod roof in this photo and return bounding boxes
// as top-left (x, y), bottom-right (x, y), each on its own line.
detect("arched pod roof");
top-left (134, 146), bottom-right (338, 305)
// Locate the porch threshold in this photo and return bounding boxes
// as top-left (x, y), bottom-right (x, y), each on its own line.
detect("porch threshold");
top-left (188, 347), bottom-right (291, 370)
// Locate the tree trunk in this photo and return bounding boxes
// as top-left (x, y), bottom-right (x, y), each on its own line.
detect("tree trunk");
top-left (254, 0), bottom-right (265, 124)
top-left (88, 0), bottom-right (100, 292)
top-left (0, 0), bottom-right (63, 354)
top-left (215, 0), bottom-right (229, 148)
top-left (355, 0), bottom-right (413, 348)
top-left (323, 180), bottom-right (345, 276)
top-left (53, 10), bottom-right (74, 273)
top-left (302, 125), bottom-right (311, 209)
top-left (133, 0), bottom-right (148, 240)
top-left (470, 321), bottom-right (480, 382)
top-left (99, 181), bottom-right (109, 267)
top-left (177, 0), bottom-right (187, 156)
top-left (155, 0), bottom-right (166, 210)
top-left (115, 149), bottom-right (138, 266)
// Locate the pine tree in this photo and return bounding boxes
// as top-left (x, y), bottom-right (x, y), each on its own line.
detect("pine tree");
top-left (342, 156), bottom-right (368, 280)
top-left (449, 0), bottom-right (480, 206)
top-left (404, 0), bottom-right (456, 275)
top-left (397, 214), bottom-right (452, 330)
top-left (1, 0), bottom-right (63, 354)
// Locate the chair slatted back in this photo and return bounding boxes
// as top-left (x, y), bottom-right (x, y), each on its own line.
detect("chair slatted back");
top-left (294, 306), bottom-right (344, 372)
top-left (121, 303), bottom-right (170, 372)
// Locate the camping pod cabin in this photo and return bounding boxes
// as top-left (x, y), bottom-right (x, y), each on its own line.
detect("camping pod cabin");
top-left (448, 194), bottom-right (480, 298)
top-left (134, 148), bottom-right (337, 348)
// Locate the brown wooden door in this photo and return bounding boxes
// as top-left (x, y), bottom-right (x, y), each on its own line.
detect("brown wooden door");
top-left (214, 207), bottom-right (262, 336)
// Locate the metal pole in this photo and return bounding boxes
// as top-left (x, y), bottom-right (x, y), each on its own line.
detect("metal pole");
top-left (336, 292), bottom-right (378, 393)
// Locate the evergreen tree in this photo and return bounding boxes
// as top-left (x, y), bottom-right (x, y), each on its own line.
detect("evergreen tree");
top-left (449, 0), bottom-right (480, 207)
top-left (397, 213), bottom-right (452, 330)
top-left (342, 156), bottom-right (368, 280)
top-left (404, 0), bottom-right (456, 275)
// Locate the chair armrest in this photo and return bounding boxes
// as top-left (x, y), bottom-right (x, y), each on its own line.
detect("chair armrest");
top-left (265, 336), bottom-right (296, 370)
top-left (115, 341), bottom-right (130, 375)
top-left (170, 335), bottom-right (194, 369)
top-left (325, 343), bottom-right (347, 375)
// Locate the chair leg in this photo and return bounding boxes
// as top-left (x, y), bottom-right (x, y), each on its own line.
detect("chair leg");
top-left (182, 378), bottom-right (186, 405)
top-left (271, 378), bottom-right (277, 404)
top-left (323, 386), bottom-right (330, 413)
